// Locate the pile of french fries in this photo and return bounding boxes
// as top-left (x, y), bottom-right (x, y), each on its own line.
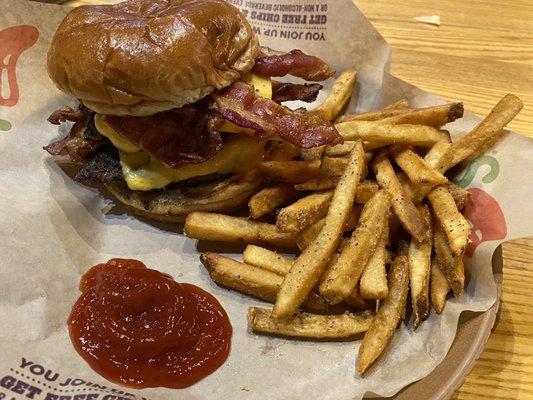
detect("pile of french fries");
top-left (185, 70), bottom-right (523, 374)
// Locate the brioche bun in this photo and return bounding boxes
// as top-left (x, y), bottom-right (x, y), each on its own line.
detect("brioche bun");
top-left (47, 0), bottom-right (260, 116)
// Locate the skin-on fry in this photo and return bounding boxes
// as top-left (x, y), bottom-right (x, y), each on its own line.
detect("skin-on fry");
top-left (324, 141), bottom-right (356, 157)
top-left (445, 182), bottom-right (470, 210)
top-left (319, 156), bottom-right (348, 177)
top-left (312, 69), bottom-right (357, 121)
top-left (434, 94), bottom-right (523, 172)
top-left (294, 176), bottom-right (339, 191)
top-left (408, 205), bottom-right (433, 329)
top-left (248, 307), bottom-right (373, 339)
top-left (200, 253), bottom-right (347, 314)
top-left (357, 255), bottom-right (410, 374)
top-left (258, 160), bottom-right (321, 183)
top-left (273, 141), bottom-right (366, 319)
top-left (383, 99), bottom-right (409, 110)
top-left (276, 191), bottom-right (333, 233)
top-left (184, 212), bottom-right (298, 248)
top-left (372, 151), bottom-right (430, 242)
top-left (428, 186), bottom-right (470, 256)
top-left (296, 206), bottom-right (361, 251)
top-left (379, 103), bottom-right (464, 128)
top-left (336, 108), bottom-right (407, 123)
top-left (360, 219), bottom-right (389, 300)
top-left (433, 224), bottom-right (465, 296)
top-left (319, 190), bottom-right (392, 304)
top-left (264, 141), bottom-right (300, 161)
top-left (243, 245), bottom-right (293, 275)
top-left (335, 120), bottom-right (448, 147)
top-left (390, 146), bottom-right (448, 185)
top-left (248, 184), bottom-right (299, 219)
top-left (430, 258), bottom-right (450, 314)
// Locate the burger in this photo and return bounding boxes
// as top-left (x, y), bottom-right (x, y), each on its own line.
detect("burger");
top-left (45, 0), bottom-right (342, 222)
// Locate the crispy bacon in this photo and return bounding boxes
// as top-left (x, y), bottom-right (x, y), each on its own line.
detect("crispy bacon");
top-left (104, 107), bottom-right (222, 168)
top-left (272, 81), bottom-right (322, 103)
top-left (44, 110), bottom-right (104, 162)
top-left (206, 82), bottom-right (342, 148)
top-left (253, 48), bottom-right (335, 81)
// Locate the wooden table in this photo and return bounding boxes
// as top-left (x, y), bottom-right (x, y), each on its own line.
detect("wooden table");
top-left (64, 1), bottom-right (533, 398)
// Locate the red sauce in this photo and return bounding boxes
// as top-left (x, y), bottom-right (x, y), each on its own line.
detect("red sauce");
top-left (68, 259), bottom-right (232, 389)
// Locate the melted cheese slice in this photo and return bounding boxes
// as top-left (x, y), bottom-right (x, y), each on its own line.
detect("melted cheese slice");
top-left (94, 114), bottom-right (140, 153)
top-left (120, 136), bottom-right (265, 191)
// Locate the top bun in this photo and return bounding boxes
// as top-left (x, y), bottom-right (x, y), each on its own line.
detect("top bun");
top-left (47, 0), bottom-right (260, 116)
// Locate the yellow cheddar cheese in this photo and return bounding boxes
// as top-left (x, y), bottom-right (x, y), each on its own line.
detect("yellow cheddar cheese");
top-left (94, 114), bottom-right (140, 153)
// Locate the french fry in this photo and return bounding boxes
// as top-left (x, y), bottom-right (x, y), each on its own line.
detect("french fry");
top-left (360, 219), bottom-right (389, 300)
top-left (185, 212), bottom-right (298, 248)
top-left (248, 307), bottom-right (373, 339)
top-left (430, 258), bottom-right (450, 314)
top-left (200, 253), bottom-right (347, 314)
top-left (335, 120), bottom-right (448, 147)
top-left (434, 94), bottom-right (523, 172)
top-left (276, 191), bottom-right (333, 233)
top-left (248, 184), bottom-right (299, 219)
top-left (445, 182), bottom-right (470, 210)
top-left (258, 160), bottom-right (321, 183)
top-left (408, 205), bottom-right (433, 329)
top-left (390, 146), bottom-right (448, 185)
top-left (319, 190), bottom-right (391, 304)
top-left (324, 141), bottom-right (356, 157)
top-left (312, 69), bottom-right (357, 121)
top-left (243, 245), bottom-right (293, 275)
top-left (296, 206), bottom-right (361, 250)
top-left (355, 180), bottom-right (380, 203)
top-left (319, 156), bottom-right (348, 177)
top-left (273, 141), bottom-right (366, 319)
top-left (264, 142), bottom-right (300, 161)
top-left (344, 285), bottom-right (375, 310)
top-left (428, 186), bottom-right (470, 256)
top-left (336, 108), bottom-right (407, 123)
top-left (357, 255), bottom-right (409, 374)
top-left (300, 147), bottom-right (325, 161)
top-left (433, 225), bottom-right (465, 296)
top-left (379, 103), bottom-right (464, 127)
top-left (294, 176), bottom-right (339, 191)
top-left (383, 99), bottom-right (409, 110)
top-left (372, 152), bottom-right (430, 242)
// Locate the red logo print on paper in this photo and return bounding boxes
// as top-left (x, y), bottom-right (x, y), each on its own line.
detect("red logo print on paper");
top-left (463, 188), bottom-right (507, 257)
top-left (0, 25), bottom-right (39, 107)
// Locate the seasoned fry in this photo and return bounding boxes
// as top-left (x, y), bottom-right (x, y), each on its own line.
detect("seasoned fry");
top-left (258, 160), bottom-right (321, 183)
top-left (248, 184), bottom-right (299, 219)
top-left (428, 186), bottom-right (470, 255)
top-left (294, 179), bottom-right (379, 206)
top-left (373, 152), bottom-right (430, 242)
top-left (294, 176), bottom-right (339, 191)
top-left (300, 147), bottom-right (325, 161)
top-left (390, 146), bottom-right (448, 185)
top-left (445, 182), bottom-right (470, 210)
top-left (276, 191), bottom-right (333, 233)
top-left (433, 225), bottom-right (465, 296)
top-left (357, 255), bottom-right (409, 374)
top-left (379, 103), bottom-right (464, 127)
top-left (360, 219), bottom-right (389, 300)
top-left (324, 141), bottom-right (356, 157)
top-left (355, 180), bottom-right (380, 203)
top-left (345, 285), bottom-right (375, 310)
top-left (408, 205), bottom-right (433, 329)
top-left (319, 190), bottom-right (391, 304)
top-left (296, 206), bottom-right (361, 251)
top-left (319, 156), bottom-right (348, 177)
top-left (200, 253), bottom-right (346, 314)
top-left (248, 307), bottom-right (373, 339)
top-left (434, 94), bottom-right (523, 172)
top-left (335, 120), bottom-right (448, 147)
top-left (336, 108), bottom-right (407, 123)
top-left (273, 141), bottom-right (366, 319)
top-left (430, 258), bottom-right (450, 314)
top-left (265, 142), bottom-right (300, 161)
top-left (383, 99), bottom-right (409, 110)
top-left (312, 69), bottom-right (357, 121)
top-left (185, 212), bottom-right (298, 248)
top-left (243, 245), bottom-right (293, 275)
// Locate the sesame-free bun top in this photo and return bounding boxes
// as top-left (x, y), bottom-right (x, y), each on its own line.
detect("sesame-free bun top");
top-left (47, 0), bottom-right (260, 116)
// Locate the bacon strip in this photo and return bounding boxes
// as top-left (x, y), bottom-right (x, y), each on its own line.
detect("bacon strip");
top-left (47, 106), bottom-right (87, 124)
top-left (206, 82), bottom-right (342, 148)
top-left (272, 81), bottom-right (322, 103)
top-left (253, 48), bottom-right (335, 81)
top-left (104, 107), bottom-right (222, 168)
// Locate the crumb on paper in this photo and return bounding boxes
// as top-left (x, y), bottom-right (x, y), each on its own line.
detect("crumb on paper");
top-left (413, 15), bottom-right (440, 27)
top-left (241, 387), bottom-right (251, 392)
top-left (259, 342), bottom-right (277, 355)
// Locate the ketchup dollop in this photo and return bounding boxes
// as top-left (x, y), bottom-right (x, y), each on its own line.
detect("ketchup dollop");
top-left (68, 259), bottom-right (232, 388)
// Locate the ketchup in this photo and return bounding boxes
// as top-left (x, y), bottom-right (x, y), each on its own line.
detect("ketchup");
top-left (68, 259), bottom-right (232, 389)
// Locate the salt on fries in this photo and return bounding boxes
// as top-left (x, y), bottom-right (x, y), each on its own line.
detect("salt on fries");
top-left (184, 91), bottom-right (522, 375)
